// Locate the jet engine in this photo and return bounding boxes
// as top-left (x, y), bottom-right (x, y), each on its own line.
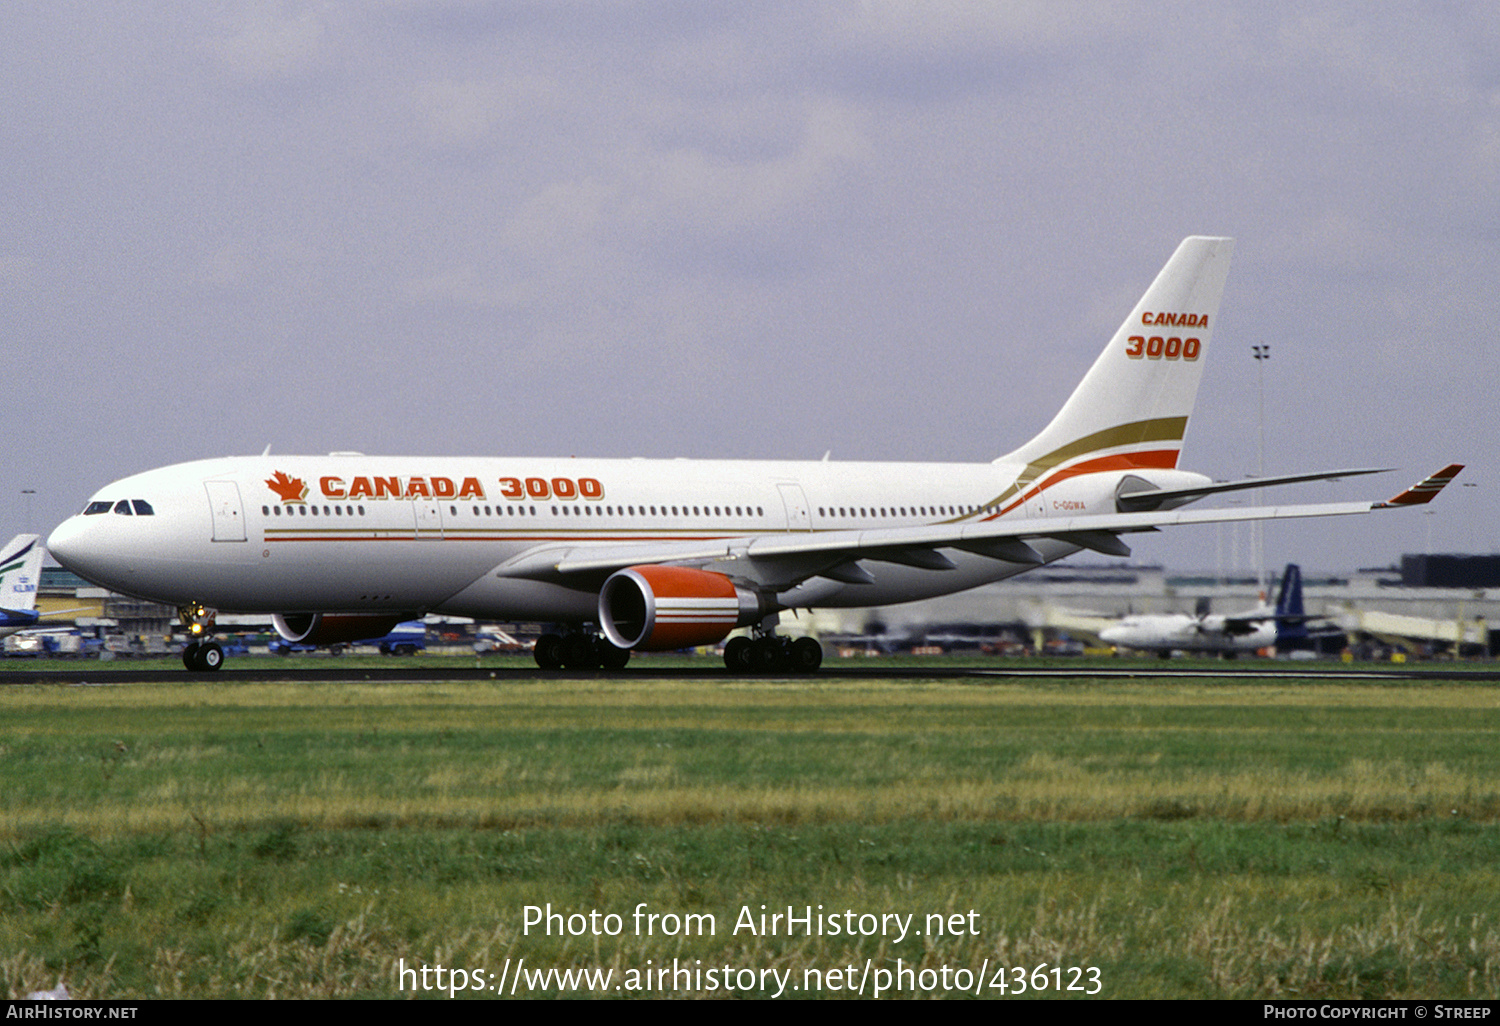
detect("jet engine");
top-left (273, 612), bottom-right (411, 646)
top-left (599, 565), bottom-right (765, 651)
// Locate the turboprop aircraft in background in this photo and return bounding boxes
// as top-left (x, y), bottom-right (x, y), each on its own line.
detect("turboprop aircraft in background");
top-left (45, 237), bottom-right (1463, 672)
top-left (1099, 563), bottom-right (1332, 657)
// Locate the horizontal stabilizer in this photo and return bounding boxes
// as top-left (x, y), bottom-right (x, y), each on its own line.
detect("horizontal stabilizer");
top-left (1116, 467), bottom-right (1391, 512)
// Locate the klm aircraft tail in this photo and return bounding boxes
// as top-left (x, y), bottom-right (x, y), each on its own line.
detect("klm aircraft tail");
top-left (1001, 236), bottom-right (1234, 471)
top-left (0, 534), bottom-right (44, 627)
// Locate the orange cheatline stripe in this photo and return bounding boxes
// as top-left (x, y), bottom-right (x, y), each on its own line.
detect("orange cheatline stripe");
top-left (986, 449), bottom-right (1182, 520)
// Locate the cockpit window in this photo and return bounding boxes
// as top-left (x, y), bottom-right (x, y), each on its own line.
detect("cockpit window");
top-left (113, 500), bottom-right (134, 516)
top-left (84, 501), bottom-right (113, 515)
top-left (132, 500), bottom-right (154, 516)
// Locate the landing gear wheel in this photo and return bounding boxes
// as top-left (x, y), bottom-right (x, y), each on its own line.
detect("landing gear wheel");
top-left (197, 642), bottom-right (224, 672)
top-left (182, 642), bottom-right (201, 671)
top-left (750, 636), bottom-right (787, 673)
top-left (596, 638), bottom-right (631, 670)
top-left (534, 633), bottom-right (564, 670)
top-left (790, 636), bottom-right (823, 673)
top-left (561, 633), bottom-right (600, 670)
top-left (723, 636), bottom-right (752, 673)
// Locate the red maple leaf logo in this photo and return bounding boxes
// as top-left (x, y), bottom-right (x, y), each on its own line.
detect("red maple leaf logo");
top-left (265, 471), bottom-right (308, 503)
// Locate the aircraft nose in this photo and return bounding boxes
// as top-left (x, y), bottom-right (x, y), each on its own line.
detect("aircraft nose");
top-left (46, 517), bottom-right (92, 575)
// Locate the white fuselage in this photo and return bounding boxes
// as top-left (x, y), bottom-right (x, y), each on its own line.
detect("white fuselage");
top-left (1099, 613), bottom-right (1276, 655)
top-left (46, 453), bottom-right (1206, 622)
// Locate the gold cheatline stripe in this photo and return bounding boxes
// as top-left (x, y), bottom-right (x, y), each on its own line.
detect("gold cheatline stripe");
top-left (973, 416), bottom-right (1189, 516)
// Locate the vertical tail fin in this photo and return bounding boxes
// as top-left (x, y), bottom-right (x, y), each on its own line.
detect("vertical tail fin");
top-left (0, 535), bottom-right (43, 613)
top-left (1274, 563), bottom-right (1308, 647)
top-left (1001, 236), bottom-right (1234, 470)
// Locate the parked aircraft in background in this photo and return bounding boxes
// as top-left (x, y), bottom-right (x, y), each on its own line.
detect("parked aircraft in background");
top-left (1099, 563), bottom-right (1333, 657)
top-left (45, 237), bottom-right (1463, 672)
top-left (0, 535), bottom-right (47, 639)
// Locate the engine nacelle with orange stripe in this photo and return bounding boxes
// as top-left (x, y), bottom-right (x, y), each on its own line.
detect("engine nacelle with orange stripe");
top-left (599, 565), bottom-right (765, 651)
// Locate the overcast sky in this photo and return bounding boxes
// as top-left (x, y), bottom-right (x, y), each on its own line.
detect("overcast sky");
top-left (4, 1), bottom-right (1495, 575)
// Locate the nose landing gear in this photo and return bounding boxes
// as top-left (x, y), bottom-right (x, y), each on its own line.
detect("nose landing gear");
top-left (179, 603), bottom-right (224, 672)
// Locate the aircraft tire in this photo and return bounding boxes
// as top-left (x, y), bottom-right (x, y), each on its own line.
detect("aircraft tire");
top-left (723, 636), bottom-right (752, 672)
top-left (790, 637), bottom-right (823, 673)
top-left (182, 643), bottom-right (201, 671)
top-left (561, 633), bottom-right (600, 670)
top-left (534, 633), bottom-right (565, 670)
top-left (195, 643), bottom-right (224, 672)
top-left (596, 638), bottom-right (631, 670)
top-left (749, 637), bottom-right (786, 674)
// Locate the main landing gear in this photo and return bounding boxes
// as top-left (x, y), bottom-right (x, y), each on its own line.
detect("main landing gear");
top-left (723, 633), bottom-right (822, 675)
top-left (533, 630), bottom-right (631, 671)
top-left (179, 602), bottom-right (224, 673)
top-left (529, 626), bottom-right (823, 674)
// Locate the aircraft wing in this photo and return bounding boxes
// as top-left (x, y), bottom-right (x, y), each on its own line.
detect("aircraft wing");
top-left (1221, 613), bottom-right (1327, 633)
top-left (495, 465), bottom-right (1462, 588)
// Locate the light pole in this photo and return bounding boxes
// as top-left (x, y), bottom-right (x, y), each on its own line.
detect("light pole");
top-left (21, 489), bottom-right (35, 534)
top-left (1251, 345), bottom-right (1270, 595)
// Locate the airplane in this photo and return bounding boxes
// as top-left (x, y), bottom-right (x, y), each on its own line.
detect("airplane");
top-left (44, 237), bottom-right (1464, 673)
top-left (1099, 562), bottom-right (1333, 657)
top-left (0, 534), bottom-right (47, 639)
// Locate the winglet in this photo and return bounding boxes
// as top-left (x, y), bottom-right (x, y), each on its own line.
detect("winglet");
top-left (1375, 464), bottom-right (1464, 508)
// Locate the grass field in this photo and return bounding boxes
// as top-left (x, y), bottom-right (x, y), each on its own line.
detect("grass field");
top-left (2, 660), bottom-right (1499, 999)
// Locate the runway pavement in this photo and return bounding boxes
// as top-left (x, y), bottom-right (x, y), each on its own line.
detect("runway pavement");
top-left (2, 662), bottom-right (1498, 685)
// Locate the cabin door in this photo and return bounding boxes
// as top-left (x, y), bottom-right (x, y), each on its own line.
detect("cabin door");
top-left (777, 483), bottom-right (811, 532)
top-left (205, 481), bottom-right (246, 542)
